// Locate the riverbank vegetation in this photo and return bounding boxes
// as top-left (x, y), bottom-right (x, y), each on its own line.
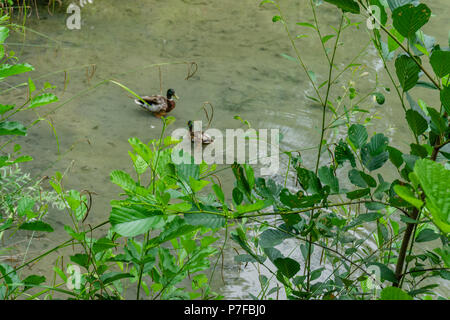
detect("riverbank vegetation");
top-left (0, 0), bottom-right (449, 300)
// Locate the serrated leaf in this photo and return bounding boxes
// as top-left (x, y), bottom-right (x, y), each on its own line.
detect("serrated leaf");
top-left (430, 50), bottom-right (450, 78)
top-left (392, 4), bottom-right (431, 39)
top-left (395, 55), bottom-right (421, 92)
top-left (348, 124), bottom-right (368, 149)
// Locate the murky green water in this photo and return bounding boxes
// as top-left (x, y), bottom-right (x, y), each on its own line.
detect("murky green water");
top-left (1, 0), bottom-right (449, 299)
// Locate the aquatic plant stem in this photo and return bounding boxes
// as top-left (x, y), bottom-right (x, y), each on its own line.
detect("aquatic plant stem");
top-left (307, 12), bottom-right (344, 293)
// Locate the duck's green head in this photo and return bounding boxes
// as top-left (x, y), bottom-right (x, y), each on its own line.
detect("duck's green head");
top-left (167, 89), bottom-right (179, 100)
top-left (187, 120), bottom-right (193, 131)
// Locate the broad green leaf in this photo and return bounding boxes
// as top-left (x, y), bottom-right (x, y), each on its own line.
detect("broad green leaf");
top-left (189, 177), bottom-right (210, 193)
top-left (184, 212), bottom-right (225, 229)
top-left (348, 169), bottom-right (377, 188)
top-left (318, 166), bottom-right (339, 193)
top-left (100, 272), bottom-right (134, 285)
top-left (387, 146), bottom-right (404, 168)
top-left (212, 184), bottom-right (225, 203)
top-left (0, 121), bottom-right (27, 136)
top-left (430, 50), bottom-right (450, 78)
top-left (323, 0), bottom-right (360, 13)
top-left (405, 110), bottom-right (428, 136)
top-left (236, 200), bottom-right (271, 215)
top-left (27, 93), bottom-right (58, 109)
top-left (0, 26), bottom-right (9, 44)
top-left (110, 206), bottom-right (164, 237)
top-left (427, 107), bottom-right (447, 135)
top-left (440, 85), bottom-right (450, 114)
top-left (416, 228), bottom-right (440, 242)
top-left (387, 27), bottom-right (404, 52)
top-left (414, 159), bottom-right (450, 233)
top-left (392, 4), bottom-right (431, 39)
top-left (110, 170), bottom-right (137, 194)
top-left (274, 257), bottom-right (300, 278)
top-left (395, 55), bottom-right (421, 92)
top-left (348, 124), bottom-right (368, 149)
top-left (0, 63), bottom-right (34, 78)
top-left (361, 134), bottom-right (389, 171)
top-left (0, 104), bottom-right (14, 115)
top-left (346, 188), bottom-right (370, 200)
top-left (393, 185), bottom-right (423, 209)
top-left (380, 287), bottom-right (413, 300)
top-left (335, 140), bottom-right (356, 167)
top-left (259, 228), bottom-right (291, 248)
top-left (19, 221), bottom-right (54, 232)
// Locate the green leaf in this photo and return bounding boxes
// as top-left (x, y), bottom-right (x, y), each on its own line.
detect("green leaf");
top-left (70, 254), bottom-right (89, 269)
top-left (392, 4), bottom-right (431, 39)
top-left (427, 107), bottom-right (447, 135)
top-left (393, 185), bottom-right (423, 209)
top-left (348, 124), bottom-right (368, 149)
top-left (259, 228), bottom-right (291, 248)
top-left (232, 187), bottom-right (243, 205)
top-left (0, 121), bottom-right (27, 136)
top-left (19, 221), bottom-right (54, 232)
top-left (0, 63), bottom-right (34, 78)
top-left (346, 188), bottom-right (370, 200)
top-left (380, 287), bottom-right (413, 300)
top-left (387, 146), bottom-right (404, 168)
top-left (110, 206), bottom-right (164, 237)
top-left (189, 177), bottom-right (210, 193)
top-left (274, 258), bottom-right (300, 278)
top-left (100, 272), bottom-right (134, 285)
top-left (395, 55), bottom-right (421, 92)
top-left (296, 22), bottom-right (317, 30)
top-left (236, 200), bottom-right (271, 215)
top-left (17, 197), bottom-right (35, 217)
top-left (406, 109), bottom-right (428, 136)
top-left (27, 93), bottom-right (58, 109)
top-left (23, 275), bottom-right (45, 291)
top-left (323, 0), bottom-right (360, 13)
top-left (361, 134), bottom-right (389, 171)
top-left (296, 167), bottom-right (322, 195)
top-left (440, 85), bottom-right (450, 114)
top-left (110, 170), bottom-right (138, 194)
top-left (430, 50), bottom-right (450, 78)
top-left (318, 166), bottom-right (339, 193)
top-left (212, 184), bottom-right (225, 203)
top-left (184, 212), bottom-right (225, 229)
top-left (348, 169), bottom-right (376, 188)
top-left (0, 26), bottom-right (9, 44)
top-left (414, 159), bottom-right (450, 233)
top-left (387, 27), bottom-right (405, 52)
top-left (321, 34), bottom-right (335, 44)
top-left (0, 104), bottom-right (14, 115)
top-left (416, 229), bottom-right (440, 242)
top-left (335, 140), bottom-right (356, 167)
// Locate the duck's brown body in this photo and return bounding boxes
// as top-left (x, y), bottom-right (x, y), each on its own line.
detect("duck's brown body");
top-left (134, 89), bottom-right (178, 118)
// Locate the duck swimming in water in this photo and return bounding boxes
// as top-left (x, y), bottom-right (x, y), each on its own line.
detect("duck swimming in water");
top-left (134, 88), bottom-right (178, 118)
top-left (188, 120), bottom-right (214, 145)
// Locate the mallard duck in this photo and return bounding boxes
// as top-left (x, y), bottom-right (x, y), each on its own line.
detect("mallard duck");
top-left (134, 88), bottom-right (178, 118)
top-left (188, 120), bottom-right (214, 145)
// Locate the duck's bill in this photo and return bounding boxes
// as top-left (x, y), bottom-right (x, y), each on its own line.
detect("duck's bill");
top-left (173, 94), bottom-right (179, 100)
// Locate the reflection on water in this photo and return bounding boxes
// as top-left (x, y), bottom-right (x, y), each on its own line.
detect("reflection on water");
top-left (2, 0), bottom-right (449, 299)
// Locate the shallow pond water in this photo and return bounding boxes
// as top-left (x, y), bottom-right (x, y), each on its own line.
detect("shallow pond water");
top-left (1, 0), bottom-right (449, 299)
